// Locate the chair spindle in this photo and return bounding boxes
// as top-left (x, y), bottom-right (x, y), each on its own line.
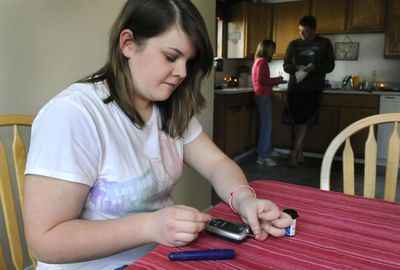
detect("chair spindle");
top-left (343, 138), bottom-right (355, 195)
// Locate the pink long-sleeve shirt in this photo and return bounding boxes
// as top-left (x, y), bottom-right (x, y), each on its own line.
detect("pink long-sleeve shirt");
top-left (252, 57), bottom-right (281, 96)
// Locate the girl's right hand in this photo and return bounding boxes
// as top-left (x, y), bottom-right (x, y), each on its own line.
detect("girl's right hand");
top-left (147, 205), bottom-right (212, 247)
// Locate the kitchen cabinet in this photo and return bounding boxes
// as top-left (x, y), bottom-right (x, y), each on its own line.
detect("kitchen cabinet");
top-left (213, 92), bottom-right (258, 158)
top-left (271, 92), bottom-right (379, 158)
top-left (384, 0), bottom-right (400, 57)
top-left (271, 91), bottom-right (292, 148)
top-left (224, 0), bottom-right (388, 59)
top-left (304, 106), bottom-right (339, 153)
top-left (311, 0), bottom-right (347, 34)
top-left (312, 0), bottom-right (386, 34)
top-left (347, 0), bottom-right (386, 32)
top-left (318, 94), bottom-right (379, 157)
top-left (272, 0), bottom-right (310, 58)
top-left (227, 2), bottom-right (272, 58)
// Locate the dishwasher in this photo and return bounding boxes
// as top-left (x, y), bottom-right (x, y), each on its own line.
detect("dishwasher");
top-left (377, 95), bottom-right (400, 165)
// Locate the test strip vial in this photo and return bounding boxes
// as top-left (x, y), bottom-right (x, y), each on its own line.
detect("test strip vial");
top-left (283, 209), bottom-right (299, 237)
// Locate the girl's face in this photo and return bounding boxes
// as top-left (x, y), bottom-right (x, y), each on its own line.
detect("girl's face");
top-left (267, 46), bottom-right (276, 57)
top-left (121, 26), bottom-right (195, 108)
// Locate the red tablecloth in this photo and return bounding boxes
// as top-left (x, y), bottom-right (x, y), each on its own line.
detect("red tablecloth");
top-left (127, 180), bottom-right (400, 270)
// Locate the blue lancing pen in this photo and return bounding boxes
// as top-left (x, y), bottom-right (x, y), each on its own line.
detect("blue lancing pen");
top-left (168, 249), bottom-right (235, 261)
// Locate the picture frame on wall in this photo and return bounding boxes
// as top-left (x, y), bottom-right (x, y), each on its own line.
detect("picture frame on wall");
top-left (335, 42), bottom-right (359, 61)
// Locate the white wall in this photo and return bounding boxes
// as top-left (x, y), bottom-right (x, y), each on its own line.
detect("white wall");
top-left (325, 34), bottom-right (400, 84)
top-left (0, 0), bottom-right (215, 268)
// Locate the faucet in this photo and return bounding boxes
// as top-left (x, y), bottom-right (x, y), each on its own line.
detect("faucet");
top-left (342, 76), bottom-right (352, 89)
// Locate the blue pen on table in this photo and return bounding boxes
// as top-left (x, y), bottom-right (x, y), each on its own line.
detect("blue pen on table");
top-left (168, 249), bottom-right (235, 261)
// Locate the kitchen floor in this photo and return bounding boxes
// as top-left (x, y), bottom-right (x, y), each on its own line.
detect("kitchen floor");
top-left (235, 152), bottom-right (400, 202)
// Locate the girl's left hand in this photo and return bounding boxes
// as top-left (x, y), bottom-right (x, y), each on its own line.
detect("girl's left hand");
top-left (237, 197), bottom-right (292, 241)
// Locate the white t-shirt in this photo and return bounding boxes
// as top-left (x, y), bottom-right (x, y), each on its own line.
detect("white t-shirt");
top-left (25, 82), bottom-right (202, 269)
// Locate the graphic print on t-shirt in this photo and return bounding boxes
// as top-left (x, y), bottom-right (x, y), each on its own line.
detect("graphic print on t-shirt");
top-left (88, 171), bottom-right (157, 215)
top-left (296, 46), bottom-right (320, 65)
top-left (87, 130), bottom-right (183, 215)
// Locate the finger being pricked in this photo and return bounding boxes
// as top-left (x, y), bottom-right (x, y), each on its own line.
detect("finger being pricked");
top-left (270, 211), bottom-right (293, 229)
top-left (256, 200), bottom-right (281, 221)
top-left (261, 221), bottom-right (286, 237)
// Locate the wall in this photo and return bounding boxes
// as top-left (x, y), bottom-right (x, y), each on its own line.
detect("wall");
top-left (171, 0), bottom-right (215, 211)
top-left (0, 0), bottom-right (214, 268)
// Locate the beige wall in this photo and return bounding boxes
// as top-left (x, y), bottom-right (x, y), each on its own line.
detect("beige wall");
top-left (0, 0), bottom-right (215, 268)
top-left (172, 0), bottom-right (215, 211)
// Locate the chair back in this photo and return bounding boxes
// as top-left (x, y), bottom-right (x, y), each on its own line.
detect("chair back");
top-left (320, 113), bottom-right (400, 201)
top-left (0, 114), bottom-right (36, 269)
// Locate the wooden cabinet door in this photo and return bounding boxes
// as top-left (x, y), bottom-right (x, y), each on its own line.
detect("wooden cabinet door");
top-left (311, 0), bottom-right (347, 33)
top-left (227, 3), bottom-right (246, 58)
top-left (226, 105), bottom-right (245, 157)
top-left (228, 2), bottom-right (273, 58)
top-left (385, 0), bottom-right (400, 57)
top-left (245, 3), bottom-right (273, 57)
top-left (347, 0), bottom-right (386, 32)
top-left (213, 93), bottom-right (258, 158)
top-left (305, 106), bottom-right (339, 153)
top-left (338, 107), bottom-right (379, 158)
top-left (243, 104), bottom-right (258, 151)
top-left (271, 92), bottom-right (292, 148)
top-left (273, 0), bottom-right (310, 58)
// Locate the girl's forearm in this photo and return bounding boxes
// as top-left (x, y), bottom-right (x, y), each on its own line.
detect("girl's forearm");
top-left (28, 212), bottom-right (153, 264)
top-left (208, 157), bottom-right (254, 209)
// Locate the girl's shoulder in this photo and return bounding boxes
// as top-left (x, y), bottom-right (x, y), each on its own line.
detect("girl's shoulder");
top-left (254, 57), bottom-right (268, 66)
top-left (42, 82), bottom-right (107, 111)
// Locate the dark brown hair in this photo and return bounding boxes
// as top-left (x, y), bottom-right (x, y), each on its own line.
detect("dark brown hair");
top-left (254, 39), bottom-right (276, 62)
top-left (299, 15), bottom-right (317, 30)
top-left (80, 0), bottom-right (213, 137)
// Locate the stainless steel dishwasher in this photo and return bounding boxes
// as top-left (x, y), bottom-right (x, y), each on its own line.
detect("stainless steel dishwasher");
top-left (377, 95), bottom-right (400, 164)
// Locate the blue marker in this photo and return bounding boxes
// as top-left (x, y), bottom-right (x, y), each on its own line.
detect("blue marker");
top-left (168, 249), bottom-right (235, 261)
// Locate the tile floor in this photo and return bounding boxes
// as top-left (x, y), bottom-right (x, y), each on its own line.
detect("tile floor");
top-left (239, 152), bottom-right (399, 201)
top-left (212, 151), bottom-right (399, 205)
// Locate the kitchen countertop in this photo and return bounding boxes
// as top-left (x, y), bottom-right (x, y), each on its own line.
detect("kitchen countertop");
top-left (214, 87), bottom-right (400, 96)
top-left (213, 87), bottom-right (254, 94)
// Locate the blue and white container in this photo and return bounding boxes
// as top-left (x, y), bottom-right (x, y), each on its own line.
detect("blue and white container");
top-left (283, 209), bottom-right (299, 237)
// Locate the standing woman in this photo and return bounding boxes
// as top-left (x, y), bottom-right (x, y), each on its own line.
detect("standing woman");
top-left (252, 40), bottom-right (283, 166)
top-left (23, 1), bottom-right (292, 269)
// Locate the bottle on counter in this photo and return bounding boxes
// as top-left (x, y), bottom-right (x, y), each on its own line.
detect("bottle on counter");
top-left (352, 74), bottom-right (361, 90)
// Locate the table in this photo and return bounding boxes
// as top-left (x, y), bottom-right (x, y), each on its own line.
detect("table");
top-left (127, 180), bottom-right (400, 269)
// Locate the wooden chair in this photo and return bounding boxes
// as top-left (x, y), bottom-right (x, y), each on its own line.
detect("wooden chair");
top-left (0, 114), bottom-right (36, 269)
top-left (320, 113), bottom-right (400, 202)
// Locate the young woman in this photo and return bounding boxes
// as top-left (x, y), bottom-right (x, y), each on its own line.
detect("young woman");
top-left (24, 1), bottom-right (292, 269)
top-left (252, 40), bottom-right (284, 166)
